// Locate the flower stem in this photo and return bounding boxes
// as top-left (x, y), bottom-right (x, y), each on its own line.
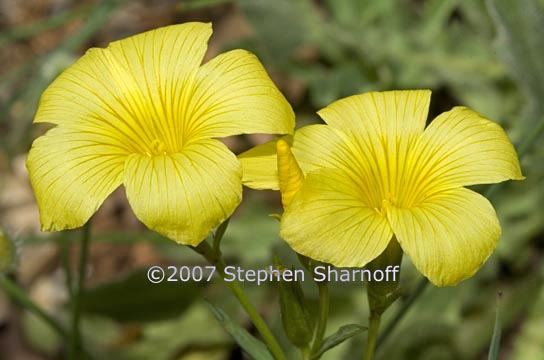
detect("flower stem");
top-left (310, 282), bottom-right (329, 356)
top-left (0, 274), bottom-right (69, 339)
top-left (193, 241), bottom-right (287, 360)
top-left (60, 238), bottom-right (73, 297)
top-left (69, 222), bottom-right (91, 360)
top-left (376, 277), bottom-right (428, 347)
top-left (301, 346), bottom-right (311, 360)
top-left (363, 313), bottom-right (381, 360)
top-left (224, 275), bottom-right (287, 360)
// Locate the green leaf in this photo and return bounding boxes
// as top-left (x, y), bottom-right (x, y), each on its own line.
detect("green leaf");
top-left (80, 268), bottom-right (200, 322)
top-left (311, 324), bottom-right (366, 359)
top-left (488, 293), bottom-right (502, 360)
top-left (206, 301), bottom-right (274, 360)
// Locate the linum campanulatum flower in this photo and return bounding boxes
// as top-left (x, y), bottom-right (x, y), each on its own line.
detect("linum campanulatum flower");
top-left (27, 22), bottom-right (294, 245)
top-left (239, 90), bottom-right (523, 286)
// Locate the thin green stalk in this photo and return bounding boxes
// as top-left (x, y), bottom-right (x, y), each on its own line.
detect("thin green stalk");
top-left (224, 276), bottom-right (286, 360)
top-left (69, 222), bottom-right (91, 360)
top-left (363, 313), bottom-right (381, 360)
top-left (376, 277), bottom-right (428, 347)
top-left (0, 274), bottom-right (69, 339)
top-left (301, 346), bottom-right (311, 360)
top-left (310, 282), bottom-right (329, 355)
top-left (193, 241), bottom-right (287, 360)
top-left (60, 238), bottom-right (74, 298)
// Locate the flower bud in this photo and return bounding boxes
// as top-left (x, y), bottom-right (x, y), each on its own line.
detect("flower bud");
top-left (275, 256), bottom-right (313, 347)
top-left (276, 139), bottom-right (304, 209)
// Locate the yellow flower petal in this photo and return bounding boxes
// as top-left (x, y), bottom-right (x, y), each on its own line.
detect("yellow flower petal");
top-left (401, 107), bottom-right (525, 206)
top-left (238, 137), bottom-right (286, 190)
top-left (123, 139), bottom-right (241, 246)
top-left (26, 127), bottom-right (125, 231)
top-left (238, 125), bottom-right (355, 190)
top-left (387, 187), bottom-right (500, 286)
top-left (187, 49), bottom-right (295, 139)
top-left (316, 91), bottom-right (433, 210)
top-left (317, 90), bottom-right (431, 140)
top-left (291, 125), bottom-right (360, 174)
top-left (35, 23), bottom-right (212, 155)
top-left (281, 169), bottom-right (393, 267)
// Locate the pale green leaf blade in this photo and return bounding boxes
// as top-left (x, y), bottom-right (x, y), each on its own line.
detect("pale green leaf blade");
top-left (311, 324), bottom-right (367, 359)
top-left (207, 301), bottom-right (274, 360)
top-left (488, 293), bottom-right (502, 360)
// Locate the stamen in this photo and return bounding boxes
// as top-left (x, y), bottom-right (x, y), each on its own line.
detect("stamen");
top-left (374, 193), bottom-right (396, 217)
top-left (146, 139), bottom-right (168, 156)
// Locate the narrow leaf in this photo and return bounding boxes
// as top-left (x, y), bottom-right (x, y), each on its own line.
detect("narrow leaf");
top-left (488, 292), bottom-right (502, 360)
top-left (207, 301), bottom-right (274, 360)
top-left (312, 324), bottom-right (367, 359)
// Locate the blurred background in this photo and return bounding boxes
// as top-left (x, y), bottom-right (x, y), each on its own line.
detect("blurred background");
top-left (0, 0), bottom-right (543, 359)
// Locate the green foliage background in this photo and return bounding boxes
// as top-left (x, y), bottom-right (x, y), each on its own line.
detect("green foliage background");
top-left (0, 0), bottom-right (543, 359)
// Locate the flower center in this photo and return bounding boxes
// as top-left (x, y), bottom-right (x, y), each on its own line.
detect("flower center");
top-left (146, 139), bottom-right (168, 156)
top-left (374, 192), bottom-right (397, 217)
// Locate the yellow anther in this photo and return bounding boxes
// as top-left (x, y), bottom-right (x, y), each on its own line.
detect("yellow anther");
top-left (374, 196), bottom-right (395, 217)
top-left (148, 139), bottom-right (167, 156)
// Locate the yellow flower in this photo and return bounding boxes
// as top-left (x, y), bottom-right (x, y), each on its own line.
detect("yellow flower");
top-left (27, 22), bottom-right (294, 245)
top-left (239, 90), bottom-right (523, 286)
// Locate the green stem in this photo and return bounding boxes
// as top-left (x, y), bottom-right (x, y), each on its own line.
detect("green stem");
top-left (363, 313), bottom-right (381, 360)
top-left (376, 277), bottom-right (428, 347)
top-left (60, 239), bottom-right (74, 298)
top-left (0, 274), bottom-right (69, 339)
top-left (224, 277), bottom-right (287, 360)
top-left (193, 241), bottom-right (287, 360)
top-left (301, 346), bottom-right (311, 360)
top-left (310, 282), bottom-right (329, 356)
top-left (69, 222), bottom-right (91, 360)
